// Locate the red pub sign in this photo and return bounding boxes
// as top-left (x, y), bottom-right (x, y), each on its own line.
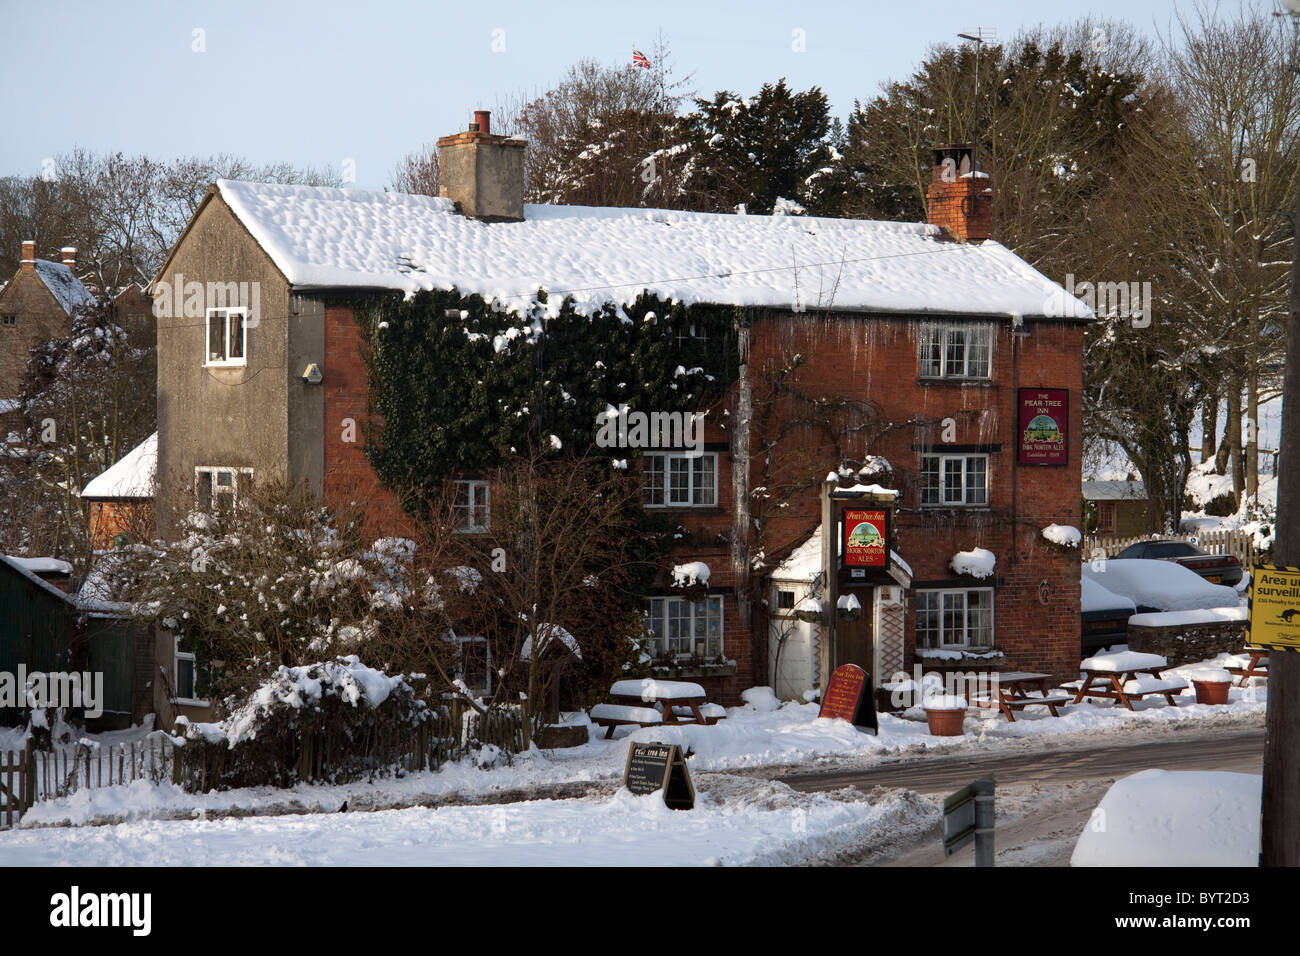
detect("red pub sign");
top-left (843, 508), bottom-right (888, 567)
top-left (1018, 388), bottom-right (1069, 466)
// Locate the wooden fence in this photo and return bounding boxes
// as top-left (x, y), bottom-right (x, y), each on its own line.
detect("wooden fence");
top-left (1, 749), bottom-right (30, 829)
top-left (0, 700), bottom-right (532, 828)
top-left (1083, 529), bottom-right (1263, 566)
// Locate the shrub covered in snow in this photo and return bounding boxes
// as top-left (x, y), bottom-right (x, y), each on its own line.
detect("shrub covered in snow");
top-left (176, 656), bottom-right (440, 790)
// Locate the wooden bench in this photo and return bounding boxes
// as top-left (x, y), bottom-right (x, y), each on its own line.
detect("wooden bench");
top-left (1224, 648), bottom-right (1269, 685)
top-left (671, 703), bottom-right (727, 725)
top-left (589, 703), bottom-right (663, 739)
top-left (970, 671), bottom-right (1073, 722)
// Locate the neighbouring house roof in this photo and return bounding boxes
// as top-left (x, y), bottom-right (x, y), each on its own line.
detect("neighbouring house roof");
top-left (1082, 480), bottom-right (1148, 501)
top-left (32, 259), bottom-right (96, 315)
top-left (206, 179), bottom-right (1095, 320)
top-left (0, 553), bottom-right (76, 605)
top-left (80, 432), bottom-right (157, 500)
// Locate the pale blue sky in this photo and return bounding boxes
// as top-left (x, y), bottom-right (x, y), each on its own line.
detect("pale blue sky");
top-left (1, 0), bottom-right (1201, 189)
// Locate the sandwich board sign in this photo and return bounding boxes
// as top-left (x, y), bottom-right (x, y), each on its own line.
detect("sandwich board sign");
top-left (818, 663), bottom-right (878, 734)
top-left (623, 742), bottom-right (695, 810)
top-left (1248, 565), bottom-right (1300, 651)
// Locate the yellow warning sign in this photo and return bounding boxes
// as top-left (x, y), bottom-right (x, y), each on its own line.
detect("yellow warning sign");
top-left (1248, 565), bottom-right (1300, 651)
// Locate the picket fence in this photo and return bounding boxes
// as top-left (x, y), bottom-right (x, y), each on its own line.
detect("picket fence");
top-left (1083, 529), bottom-right (1263, 566)
top-left (0, 701), bottom-right (529, 828)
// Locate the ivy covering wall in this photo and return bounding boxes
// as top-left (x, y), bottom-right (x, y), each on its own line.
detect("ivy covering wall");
top-left (356, 288), bottom-right (742, 507)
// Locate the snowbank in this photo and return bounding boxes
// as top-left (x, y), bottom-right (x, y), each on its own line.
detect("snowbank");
top-left (1071, 770), bottom-right (1261, 867)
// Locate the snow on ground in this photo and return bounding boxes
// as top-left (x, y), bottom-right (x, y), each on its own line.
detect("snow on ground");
top-left (1070, 769), bottom-right (1260, 867)
top-left (0, 775), bottom-right (933, 867)
top-left (12, 655), bottom-right (1266, 833)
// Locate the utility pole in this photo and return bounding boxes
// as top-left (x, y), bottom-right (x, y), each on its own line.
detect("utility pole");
top-left (1262, 1), bottom-right (1300, 868)
top-left (1261, 184), bottom-right (1300, 867)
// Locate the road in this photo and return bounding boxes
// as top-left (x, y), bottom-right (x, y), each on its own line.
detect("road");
top-left (775, 728), bottom-right (1264, 795)
top-left (767, 727), bottom-right (1265, 866)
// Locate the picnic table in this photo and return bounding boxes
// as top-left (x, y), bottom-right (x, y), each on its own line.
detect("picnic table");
top-left (1068, 651), bottom-right (1188, 711)
top-left (1224, 647), bottom-right (1269, 685)
top-left (590, 679), bottom-right (725, 739)
top-left (973, 671), bottom-right (1073, 722)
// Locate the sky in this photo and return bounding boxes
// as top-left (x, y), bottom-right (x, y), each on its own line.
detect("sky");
top-left (0, 0), bottom-right (1204, 189)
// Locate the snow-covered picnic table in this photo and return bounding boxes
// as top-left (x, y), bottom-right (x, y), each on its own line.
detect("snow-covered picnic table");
top-left (588, 680), bottom-right (724, 737)
top-left (1223, 647), bottom-right (1269, 685)
top-left (1068, 651), bottom-right (1187, 711)
top-left (971, 671), bottom-right (1073, 722)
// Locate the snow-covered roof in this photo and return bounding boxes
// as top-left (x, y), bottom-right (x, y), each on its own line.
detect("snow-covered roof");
top-left (773, 525), bottom-right (825, 582)
top-left (80, 432), bottom-right (157, 499)
top-left (0, 553), bottom-right (76, 605)
top-left (1082, 480), bottom-right (1147, 501)
top-left (213, 180), bottom-right (1095, 320)
top-left (32, 259), bottom-right (95, 315)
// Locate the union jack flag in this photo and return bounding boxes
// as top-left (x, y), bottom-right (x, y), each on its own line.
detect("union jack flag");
top-left (632, 48), bottom-right (651, 68)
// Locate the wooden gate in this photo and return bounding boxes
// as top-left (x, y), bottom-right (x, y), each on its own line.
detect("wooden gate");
top-left (0, 749), bottom-right (32, 829)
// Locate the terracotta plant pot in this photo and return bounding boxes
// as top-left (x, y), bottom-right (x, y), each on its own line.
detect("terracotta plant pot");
top-left (1193, 680), bottom-right (1231, 706)
top-left (924, 707), bottom-right (968, 736)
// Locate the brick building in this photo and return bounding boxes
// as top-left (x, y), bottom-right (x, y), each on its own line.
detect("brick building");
top-left (148, 114), bottom-right (1091, 715)
top-left (0, 241), bottom-right (95, 429)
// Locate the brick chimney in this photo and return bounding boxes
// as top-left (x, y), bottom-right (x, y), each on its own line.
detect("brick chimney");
top-left (20, 240), bottom-right (35, 272)
top-left (61, 246), bottom-right (76, 271)
top-left (436, 108), bottom-right (526, 222)
top-left (925, 145), bottom-right (993, 242)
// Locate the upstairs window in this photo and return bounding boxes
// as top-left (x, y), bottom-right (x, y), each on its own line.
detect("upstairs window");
top-left (206, 307), bottom-right (247, 366)
top-left (919, 323), bottom-right (992, 379)
top-left (643, 452), bottom-right (717, 507)
top-left (920, 453), bottom-right (988, 507)
top-left (453, 479), bottom-right (491, 533)
top-left (1, 314), bottom-right (16, 326)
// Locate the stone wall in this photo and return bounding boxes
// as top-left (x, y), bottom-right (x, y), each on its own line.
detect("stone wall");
top-left (1124, 620), bottom-right (1248, 667)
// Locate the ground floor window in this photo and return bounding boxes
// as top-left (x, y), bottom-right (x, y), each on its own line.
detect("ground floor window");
top-left (646, 595), bottom-right (723, 659)
top-left (915, 588), bottom-right (994, 649)
top-left (173, 636), bottom-right (209, 704)
top-left (454, 635), bottom-right (492, 696)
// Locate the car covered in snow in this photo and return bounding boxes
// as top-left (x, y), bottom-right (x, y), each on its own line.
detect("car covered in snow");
top-left (1111, 539), bottom-right (1243, 586)
top-left (1081, 558), bottom-right (1240, 614)
top-left (1080, 575), bottom-right (1137, 657)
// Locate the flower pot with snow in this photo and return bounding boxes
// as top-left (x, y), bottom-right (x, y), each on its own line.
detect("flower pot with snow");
top-left (922, 695), bottom-right (968, 736)
top-left (1189, 668), bottom-right (1233, 705)
top-left (836, 593), bottom-right (862, 621)
top-left (792, 595), bottom-right (826, 624)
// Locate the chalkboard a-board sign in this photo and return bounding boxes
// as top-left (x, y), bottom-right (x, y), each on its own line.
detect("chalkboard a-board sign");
top-left (818, 663), bottom-right (878, 734)
top-left (623, 742), bottom-right (695, 810)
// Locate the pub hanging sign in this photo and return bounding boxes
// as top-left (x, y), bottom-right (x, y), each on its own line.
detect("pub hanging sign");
top-left (843, 508), bottom-right (889, 568)
top-left (1018, 388), bottom-right (1068, 466)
